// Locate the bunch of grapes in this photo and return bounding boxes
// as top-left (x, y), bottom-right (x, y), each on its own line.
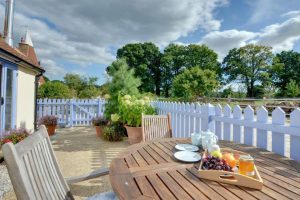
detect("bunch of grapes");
top-left (202, 156), bottom-right (233, 172)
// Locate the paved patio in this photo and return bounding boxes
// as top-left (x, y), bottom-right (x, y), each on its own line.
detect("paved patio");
top-left (2, 126), bottom-right (130, 200)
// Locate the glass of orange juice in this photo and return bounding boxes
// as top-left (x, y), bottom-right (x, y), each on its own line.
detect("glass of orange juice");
top-left (239, 155), bottom-right (255, 177)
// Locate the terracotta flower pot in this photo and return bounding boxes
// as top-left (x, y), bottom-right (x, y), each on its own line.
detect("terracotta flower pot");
top-left (46, 125), bottom-right (56, 136)
top-left (125, 126), bottom-right (142, 144)
top-left (95, 126), bottom-right (104, 137)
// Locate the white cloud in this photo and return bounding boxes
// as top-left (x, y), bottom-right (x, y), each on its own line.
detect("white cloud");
top-left (41, 59), bottom-right (66, 80)
top-left (15, 0), bottom-right (227, 46)
top-left (0, 0), bottom-right (228, 79)
top-left (281, 10), bottom-right (300, 18)
top-left (200, 13), bottom-right (300, 60)
top-left (257, 16), bottom-right (300, 52)
top-left (201, 30), bottom-right (257, 60)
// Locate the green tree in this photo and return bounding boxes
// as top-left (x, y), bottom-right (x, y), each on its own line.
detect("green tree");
top-left (109, 42), bottom-right (161, 95)
top-left (38, 81), bottom-right (72, 98)
top-left (161, 44), bottom-right (220, 97)
top-left (171, 67), bottom-right (219, 101)
top-left (104, 59), bottom-right (141, 118)
top-left (161, 44), bottom-right (187, 97)
top-left (271, 50), bottom-right (300, 95)
top-left (285, 80), bottom-right (300, 97)
top-left (64, 74), bottom-right (84, 96)
top-left (64, 73), bottom-right (99, 98)
top-left (222, 44), bottom-right (273, 97)
top-left (185, 44), bottom-right (221, 73)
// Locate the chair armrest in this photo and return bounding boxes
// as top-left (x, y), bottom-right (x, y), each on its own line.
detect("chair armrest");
top-left (65, 167), bottom-right (109, 184)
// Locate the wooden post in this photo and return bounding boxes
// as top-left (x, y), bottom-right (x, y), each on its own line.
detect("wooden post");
top-left (244, 105), bottom-right (254, 146)
top-left (256, 107), bottom-right (268, 150)
top-left (233, 105), bottom-right (243, 143)
top-left (215, 104), bottom-right (223, 140)
top-left (290, 108), bottom-right (300, 161)
top-left (272, 107), bottom-right (286, 156)
top-left (223, 104), bottom-right (232, 141)
top-left (70, 99), bottom-right (74, 127)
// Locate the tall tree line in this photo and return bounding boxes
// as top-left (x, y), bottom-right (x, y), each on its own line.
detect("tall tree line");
top-left (107, 42), bottom-right (300, 98)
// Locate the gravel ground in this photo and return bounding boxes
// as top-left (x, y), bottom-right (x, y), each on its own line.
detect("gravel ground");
top-left (0, 164), bottom-right (12, 200)
top-left (1, 126), bottom-right (130, 200)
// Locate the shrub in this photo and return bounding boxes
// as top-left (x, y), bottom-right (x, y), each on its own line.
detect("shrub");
top-left (118, 95), bottom-right (156, 127)
top-left (285, 80), bottom-right (300, 97)
top-left (171, 67), bottom-right (219, 101)
top-left (104, 59), bottom-right (141, 119)
top-left (92, 116), bottom-right (108, 126)
top-left (103, 122), bottom-right (125, 141)
top-left (38, 81), bottom-right (73, 98)
top-left (38, 115), bottom-right (58, 126)
top-left (0, 128), bottom-right (30, 146)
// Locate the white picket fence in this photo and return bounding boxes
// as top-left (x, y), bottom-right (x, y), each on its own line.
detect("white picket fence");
top-left (37, 99), bottom-right (300, 162)
top-left (153, 101), bottom-right (300, 162)
top-left (37, 99), bottom-right (106, 126)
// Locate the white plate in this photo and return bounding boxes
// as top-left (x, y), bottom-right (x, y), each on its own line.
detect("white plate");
top-left (175, 144), bottom-right (199, 152)
top-left (174, 151), bottom-right (201, 162)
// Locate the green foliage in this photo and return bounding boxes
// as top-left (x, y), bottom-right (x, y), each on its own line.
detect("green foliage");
top-left (222, 44), bottom-right (273, 97)
top-left (78, 87), bottom-right (99, 98)
top-left (110, 42), bottom-right (161, 95)
top-left (220, 86), bottom-right (247, 98)
top-left (118, 95), bottom-right (156, 127)
top-left (171, 67), bottom-right (219, 101)
top-left (38, 81), bottom-right (72, 98)
top-left (104, 59), bottom-right (141, 118)
top-left (285, 80), bottom-right (300, 97)
top-left (161, 44), bottom-right (221, 97)
top-left (92, 116), bottom-right (108, 126)
top-left (64, 73), bottom-right (100, 98)
top-left (103, 122), bottom-right (125, 141)
top-left (271, 51), bottom-right (300, 95)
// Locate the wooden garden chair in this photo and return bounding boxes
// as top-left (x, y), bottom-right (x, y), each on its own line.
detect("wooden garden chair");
top-left (142, 113), bottom-right (172, 142)
top-left (2, 125), bottom-right (118, 200)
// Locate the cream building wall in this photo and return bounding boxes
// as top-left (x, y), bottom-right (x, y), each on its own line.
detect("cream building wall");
top-left (16, 67), bottom-right (37, 131)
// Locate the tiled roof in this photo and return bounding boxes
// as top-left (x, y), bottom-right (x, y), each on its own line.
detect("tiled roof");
top-left (0, 37), bottom-right (44, 72)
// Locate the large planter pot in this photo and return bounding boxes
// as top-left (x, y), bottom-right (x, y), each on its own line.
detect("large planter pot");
top-left (95, 126), bottom-right (104, 137)
top-left (46, 125), bottom-right (56, 136)
top-left (125, 126), bottom-right (142, 144)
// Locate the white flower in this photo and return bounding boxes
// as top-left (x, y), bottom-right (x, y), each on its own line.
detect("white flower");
top-left (111, 114), bottom-right (120, 122)
top-left (123, 95), bottom-right (131, 100)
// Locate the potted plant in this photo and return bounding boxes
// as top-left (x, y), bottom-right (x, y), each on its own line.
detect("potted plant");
top-left (92, 116), bottom-right (108, 137)
top-left (38, 115), bottom-right (58, 136)
top-left (103, 114), bottom-right (125, 141)
top-left (0, 128), bottom-right (30, 162)
top-left (119, 95), bottom-right (156, 144)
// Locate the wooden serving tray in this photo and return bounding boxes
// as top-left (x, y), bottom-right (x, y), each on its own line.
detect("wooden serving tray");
top-left (198, 148), bottom-right (263, 190)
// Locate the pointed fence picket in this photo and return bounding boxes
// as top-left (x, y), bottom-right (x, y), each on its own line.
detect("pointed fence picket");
top-left (36, 99), bottom-right (300, 162)
top-left (37, 98), bottom-right (105, 127)
top-left (154, 101), bottom-right (300, 162)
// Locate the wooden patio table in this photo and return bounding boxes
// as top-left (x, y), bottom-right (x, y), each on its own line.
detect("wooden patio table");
top-left (109, 138), bottom-right (300, 200)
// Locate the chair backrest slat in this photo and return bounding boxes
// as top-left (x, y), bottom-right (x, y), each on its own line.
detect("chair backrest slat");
top-left (142, 113), bottom-right (172, 142)
top-left (2, 125), bottom-right (72, 200)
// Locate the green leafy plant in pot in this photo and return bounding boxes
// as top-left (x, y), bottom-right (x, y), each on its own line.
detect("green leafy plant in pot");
top-left (92, 116), bottom-right (108, 137)
top-left (102, 114), bottom-right (126, 141)
top-left (119, 95), bottom-right (156, 144)
top-left (38, 115), bottom-right (58, 136)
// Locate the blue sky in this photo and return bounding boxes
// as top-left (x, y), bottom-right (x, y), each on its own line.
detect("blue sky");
top-left (0, 0), bottom-right (300, 85)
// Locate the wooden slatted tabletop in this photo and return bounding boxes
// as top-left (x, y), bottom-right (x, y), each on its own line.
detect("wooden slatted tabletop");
top-left (109, 138), bottom-right (300, 200)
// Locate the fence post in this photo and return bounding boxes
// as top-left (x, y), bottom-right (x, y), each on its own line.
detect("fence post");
top-left (70, 99), bottom-right (74, 127)
top-left (201, 103), bottom-right (215, 132)
top-left (290, 108), bottom-right (300, 161)
top-left (98, 98), bottom-right (102, 116)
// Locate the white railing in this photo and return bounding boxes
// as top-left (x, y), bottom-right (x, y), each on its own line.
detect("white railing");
top-left (37, 99), bottom-right (106, 126)
top-left (153, 101), bottom-right (300, 162)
